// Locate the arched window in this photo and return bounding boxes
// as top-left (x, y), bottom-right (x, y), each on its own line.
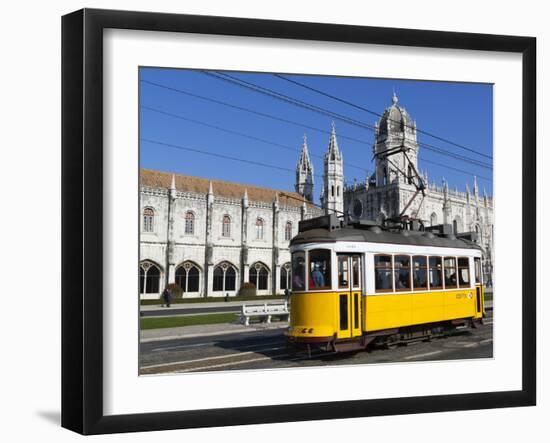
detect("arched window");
top-left (285, 221), bottom-right (293, 241)
top-left (222, 215), bottom-right (231, 237)
top-left (143, 207), bottom-right (154, 233)
top-left (175, 261), bottom-right (201, 293)
top-left (280, 263), bottom-right (291, 291)
top-left (383, 167), bottom-right (388, 186)
top-left (453, 220), bottom-right (458, 234)
top-left (139, 261), bottom-right (161, 294)
top-left (430, 212), bottom-right (438, 226)
top-left (255, 218), bottom-right (264, 240)
top-left (407, 165), bottom-right (413, 184)
top-left (331, 185), bottom-right (335, 197)
top-left (250, 262), bottom-right (269, 291)
top-left (213, 262), bottom-right (237, 292)
top-left (184, 211), bottom-right (195, 235)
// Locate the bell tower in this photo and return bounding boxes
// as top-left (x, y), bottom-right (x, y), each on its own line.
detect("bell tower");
top-left (374, 92), bottom-right (419, 187)
top-left (323, 122), bottom-right (344, 215)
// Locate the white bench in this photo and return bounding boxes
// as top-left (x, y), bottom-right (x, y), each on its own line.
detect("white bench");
top-left (239, 302), bottom-right (290, 326)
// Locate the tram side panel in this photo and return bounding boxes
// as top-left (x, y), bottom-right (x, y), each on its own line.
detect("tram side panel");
top-left (290, 291), bottom-right (338, 340)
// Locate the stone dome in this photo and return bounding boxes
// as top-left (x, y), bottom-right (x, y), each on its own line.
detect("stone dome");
top-left (377, 92), bottom-right (415, 138)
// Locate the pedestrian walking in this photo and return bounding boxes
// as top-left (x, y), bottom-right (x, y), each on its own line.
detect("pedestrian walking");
top-left (161, 287), bottom-right (172, 308)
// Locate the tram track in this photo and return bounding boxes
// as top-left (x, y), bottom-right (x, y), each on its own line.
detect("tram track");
top-left (140, 311), bottom-right (493, 373)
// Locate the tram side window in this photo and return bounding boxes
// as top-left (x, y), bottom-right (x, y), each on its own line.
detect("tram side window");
top-left (429, 256), bottom-right (443, 290)
top-left (375, 255), bottom-right (393, 292)
top-left (413, 255), bottom-right (428, 290)
top-left (338, 255), bottom-right (349, 288)
top-left (444, 257), bottom-right (458, 288)
top-left (394, 255), bottom-right (411, 291)
top-left (291, 251), bottom-right (306, 291)
top-left (352, 256), bottom-right (361, 289)
top-left (458, 257), bottom-right (471, 287)
top-left (309, 249), bottom-right (332, 289)
top-left (474, 257), bottom-right (481, 284)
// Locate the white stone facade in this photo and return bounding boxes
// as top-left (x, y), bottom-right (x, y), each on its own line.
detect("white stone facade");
top-left (139, 171), bottom-right (323, 299)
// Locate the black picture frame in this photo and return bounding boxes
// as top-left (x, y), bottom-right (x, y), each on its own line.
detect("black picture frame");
top-left (62, 8), bottom-right (536, 435)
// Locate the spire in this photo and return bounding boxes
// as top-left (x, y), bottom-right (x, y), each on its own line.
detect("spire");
top-left (326, 121), bottom-right (341, 160)
top-left (297, 134), bottom-right (312, 170)
top-left (295, 133), bottom-right (314, 202)
top-left (243, 188), bottom-right (249, 207)
top-left (473, 176), bottom-right (479, 196)
top-left (208, 180), bottom-right (213, 195)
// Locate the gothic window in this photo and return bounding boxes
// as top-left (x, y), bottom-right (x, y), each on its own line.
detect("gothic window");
top-left (139, 261), bottom-right (161, 294)
top-left (353, 200), bottom-right (363, 218)
top-left (337, 186), bottom-right (340, 197)
top-left (331, 185), bottom-right (335, 197)
top-left (250, 262), bottom-right (269, 291)
top-left (184, 211), bottom-right (195, 235)
top-left (383, 167), bottom-right (388, 186)
top-left (143, 207), bottom-right (154, 233)
top-left (222, 215), bottom-right (231, 237)
top-left (213, 262), bottom-right (237, 292)
top-left (285, 221), bottom-right (292, 241)
top-left (175, 261), bottom-right (201, 293)
top-left (407, 165), bottom-right (413, 184)
top-left (255, 218), bottom-right (264, 240)
top-left (280, 263), bottom-right (291, 290)
top-left (430, 212), bottom-right (438, 226)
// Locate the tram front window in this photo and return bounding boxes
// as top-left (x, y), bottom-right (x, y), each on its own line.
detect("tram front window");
top-left (291, 251), bottom-right (306, 291)
top-left (308, 249), bottom-right (331, 289)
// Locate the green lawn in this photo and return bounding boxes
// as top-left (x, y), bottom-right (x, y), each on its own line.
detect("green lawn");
top-left (140, 294), bottom-right (284, 306)
top-left (140, 313), bottom-right (238, 330)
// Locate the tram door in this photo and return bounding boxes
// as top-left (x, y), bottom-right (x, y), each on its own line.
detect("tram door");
top-left (336, 254), bottom-right (362, 339)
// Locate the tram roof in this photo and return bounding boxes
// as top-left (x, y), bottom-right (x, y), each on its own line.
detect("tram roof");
top-left (290, 226), bottom-right (482, 251)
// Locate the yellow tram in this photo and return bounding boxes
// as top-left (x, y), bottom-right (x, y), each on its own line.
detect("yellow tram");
top-left (286, 214), bottom-right (485, 353)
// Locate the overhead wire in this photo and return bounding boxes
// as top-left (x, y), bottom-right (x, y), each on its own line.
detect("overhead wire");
top-left (140, 77), bottom-right (493, 184)
top-left (141, 105), bottom-right (369, 174)
top-left (203, 71), bottom-right (492, 170)
top-left (273, 73), bottom-right (493, 160)
top-left (140, 138), bottom-right (326, 181)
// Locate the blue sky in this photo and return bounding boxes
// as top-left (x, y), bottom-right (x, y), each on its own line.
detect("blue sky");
top-left (139, 68), bottom-right (493, 203)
